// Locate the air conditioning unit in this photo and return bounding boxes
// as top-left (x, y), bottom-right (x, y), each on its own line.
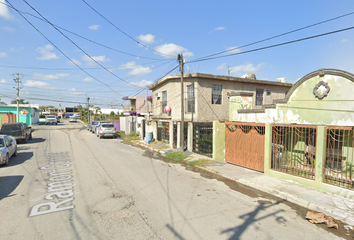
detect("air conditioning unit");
top-left (130, 107), bottom-right (134, 111)
top-left (155, 92), bottom-right (160, 98)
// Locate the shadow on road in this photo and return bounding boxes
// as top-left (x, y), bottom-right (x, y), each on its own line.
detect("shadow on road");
top-left (0, 175), bottom-right (24, 201)
top-left (25, 138), bottom-right (46, 144)
top-left (7, 151), bottom-right (34, 167)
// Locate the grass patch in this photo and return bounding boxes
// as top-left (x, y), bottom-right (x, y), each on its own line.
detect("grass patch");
top-left (119, 131), bottom-right (140, 144)
top-left (165, 152), bottom-right (188, 162)
top-left (188, 159), bottom-right (214, 166)
top-left (154, 144), bottom-right (171, 151)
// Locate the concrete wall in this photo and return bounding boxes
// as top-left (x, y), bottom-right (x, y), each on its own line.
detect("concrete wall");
top-left (213, 121), bottom-right (225, 162)
top-left (230, 69), bottom-right (354, 126)
top-left (150, 73), bottom-right (291, 123)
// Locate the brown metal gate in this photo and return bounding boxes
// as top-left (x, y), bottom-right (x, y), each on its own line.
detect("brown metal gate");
top-left (225, 122), bottom-right (265, 172)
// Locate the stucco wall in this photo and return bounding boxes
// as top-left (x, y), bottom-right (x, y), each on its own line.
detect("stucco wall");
top-left (151, 74), bottom-right (291, 122)
top-left (0, 106), bottom-right (37, 125)
top-left (230, 70), bottom-right (354, 126)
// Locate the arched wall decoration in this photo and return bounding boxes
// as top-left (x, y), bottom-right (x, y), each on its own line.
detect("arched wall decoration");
top-left (275, 68), bottom-right (354, 104)
top-left (313, 81), bottom-right (330, 99)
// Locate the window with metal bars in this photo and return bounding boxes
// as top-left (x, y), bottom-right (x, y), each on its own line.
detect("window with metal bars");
top-left (161, 91), bottom-right (167, 112)
top-left (187, 85), bottom-right (195, 112)
top-left (256, 89), bottom-right (264, 106)
top-left (212, 85), bottom-right (222, 104)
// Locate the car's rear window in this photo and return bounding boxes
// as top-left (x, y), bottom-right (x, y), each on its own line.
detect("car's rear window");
top-left (102, 124), bottom-right (114, 128)
top-left (1, 124), bottom-right (21, 131)
top-left (92, 122), bottom-right (97, 125)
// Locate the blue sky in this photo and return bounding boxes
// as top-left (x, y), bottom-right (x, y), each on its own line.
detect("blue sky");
top-left (0, 0), bottom-right (354, 108)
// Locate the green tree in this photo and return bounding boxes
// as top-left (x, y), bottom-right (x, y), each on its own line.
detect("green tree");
top-left (11, 99), bottom-right (29, 104)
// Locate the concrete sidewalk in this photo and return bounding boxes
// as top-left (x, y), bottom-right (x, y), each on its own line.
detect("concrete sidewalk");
top-left (138, 140), bottom-right (354, 226)
top-left (200, 162), bottom-right (354, 226)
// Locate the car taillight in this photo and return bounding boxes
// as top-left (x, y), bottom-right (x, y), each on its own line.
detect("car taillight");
top-left (100, 128), bottom-right (102, 131)
top-left (22, 131), bottom-right (25, 135)
top-left (115, 128), bottom-right (116, 131)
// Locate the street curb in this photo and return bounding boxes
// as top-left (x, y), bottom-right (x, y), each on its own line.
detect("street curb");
top-left (194, 165), bottom-right (354, 226)
top-left (124, 139), bottom-right (354, 225)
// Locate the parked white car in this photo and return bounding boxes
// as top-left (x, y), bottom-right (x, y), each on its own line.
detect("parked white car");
top-left (0, 135), bottom-right (17, 166)
top-left (69, 117), bottom-right (77, 122)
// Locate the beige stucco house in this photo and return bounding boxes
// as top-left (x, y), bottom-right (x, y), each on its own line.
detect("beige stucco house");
top-left (148, 72), bottom-right (293, 122)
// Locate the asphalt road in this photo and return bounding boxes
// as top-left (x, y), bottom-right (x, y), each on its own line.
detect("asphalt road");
top-left (0, 119), bottom-right (342, 239)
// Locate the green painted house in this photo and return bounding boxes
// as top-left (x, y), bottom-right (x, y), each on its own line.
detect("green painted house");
top-left (0, 104), bottom-right (40, 125)
top-left (214, 69), bottom-right (354, 199)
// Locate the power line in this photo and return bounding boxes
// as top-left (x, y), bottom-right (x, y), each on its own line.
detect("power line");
top-left (6, 0), bottom-right (126, 97)
top-left (195, 11), bottom-right (354, 61)
top-left (80, 0), bottom-right (175, 58)
top-left (0, 1), bottom-right (168, 61)
top-left (190, 25), bottom-right (354, 63)
top-left (21, 0), bottom-right (144, 89)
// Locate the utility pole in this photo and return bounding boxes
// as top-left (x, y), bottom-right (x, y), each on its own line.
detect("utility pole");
top-left (13, 73), bottom-right (21, 122)
top-left (178, 54), bottom-right (184, 152)
top-left (86, 97), bottom-right (90, 123)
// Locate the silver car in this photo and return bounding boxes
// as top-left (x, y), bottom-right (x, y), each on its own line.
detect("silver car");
top-left (93, 121), bottom-right (110, 135)
top-left (96, 123), bottom-right (117, 139)
top-left (0, 135), bottom-right (17, 166)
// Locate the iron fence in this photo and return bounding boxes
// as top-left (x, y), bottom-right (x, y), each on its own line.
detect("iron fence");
top-left (157, 121), bottom-right (170, 144)
top-left (193, 122), bottom-right (213, 157)
top-left (324, 127), bottom-right (354, 190)
top-left (271, 125), bottom-right (317, 179)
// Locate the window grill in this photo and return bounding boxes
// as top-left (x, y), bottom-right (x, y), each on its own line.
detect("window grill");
top-left (324, 127), bottom-right (354, 190)
top-left (157, 121), bottom-right (170, 144)
top-left (271, 125), bottom-right (317, 179)
top-left (256, 89), bottom-right (264, 106)
top-left (212, 85), bottom-right (222, 104)
top-left (161, 91), bottom-right (167, 112)
top-left (187, 85), bottom-right (195, 113)
top-left (193, 122), bottom-right (213, 157)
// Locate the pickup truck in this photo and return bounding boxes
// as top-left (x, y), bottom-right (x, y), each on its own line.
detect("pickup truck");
top-left (45, 115), bottom-right (58, 125)
top-left (0, 122), bottom-right (32, 143)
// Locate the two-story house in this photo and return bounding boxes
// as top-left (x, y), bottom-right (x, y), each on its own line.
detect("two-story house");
top-left (147, 72), bottom-right (293, 149)
top-left (149, 73), bottom-right (292, 122)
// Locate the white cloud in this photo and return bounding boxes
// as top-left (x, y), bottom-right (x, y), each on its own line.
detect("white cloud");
top-left (0, 52), bottom-right (7, 57)
top-left (82, 77), bottom-right (93, 82)
top-left (341, 39), bottom-right (348, 43)
top-left (209, 26), bottom-right (225, 33)
top-left (23, 80), bottom-right (57, 90)
top-left (119, 61), bottom-right (152, 76)
top-left (120, 61), bottom-right (137, 69)
top-left (32, 73), bottom-right (70, 80)
top-left (68, 59), bottom-right (82, 66)
top-left (0, 0), bottom-right (14, 20)
top-left (130, 79), bottom-right (153, 87)
top-left (226, 46), bottom-right (241, 54)
top-left (67, 88), bottom-right (84, 95)
top-left (0, 79), bottom-right (7, 83)
top-left (128, 66), bottom-right (152, 76)
top-left (89, 24), bottom-right (100, 30)
top-left (229, 63), bottom-right (265, 75)
top-left (36, 44), bottom-right (59, 60)
top-left (155, 43), bottom-right (193, 58)
top-left (82, 55), bottom-right (111, 65)
top-left (216, 63), bottom-right (226, 70)
top-left (137, 34), bottom-right (155, 44)
top-left (2, 26), bottom-right (15, 32)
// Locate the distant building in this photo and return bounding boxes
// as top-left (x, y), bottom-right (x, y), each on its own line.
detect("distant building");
top-left (0, 104), bottom-right (40, 125)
